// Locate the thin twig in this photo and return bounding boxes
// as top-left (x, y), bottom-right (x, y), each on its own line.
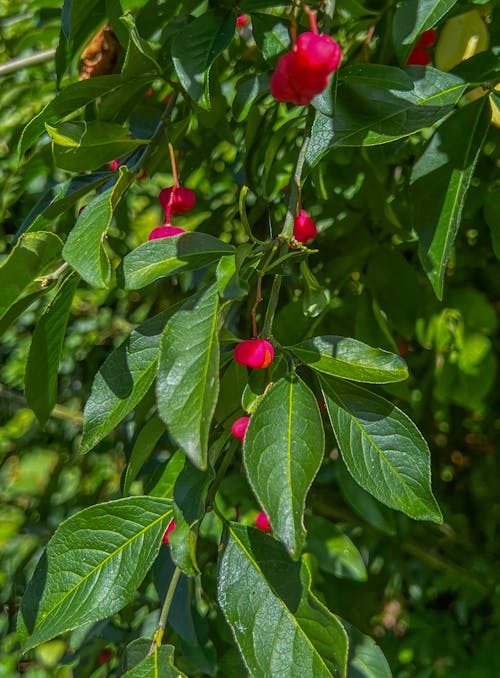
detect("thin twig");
top-left (149, 566), bottom-right (182, 654)
top-left (0, 49), bottom-right (55, 77)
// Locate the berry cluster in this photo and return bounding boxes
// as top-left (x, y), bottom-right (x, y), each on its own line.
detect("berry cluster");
top-left (270, 9), bottom-right (341, 105)
top-left (406, 29), bottom-right (437, 66)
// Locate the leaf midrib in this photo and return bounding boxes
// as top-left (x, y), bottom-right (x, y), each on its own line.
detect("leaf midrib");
top-left (292, 345), bottom-right (407, 380)
top-left (228, 527), bottom-right (332, 676)
top-left (29, 506), bottom-right (172, 641)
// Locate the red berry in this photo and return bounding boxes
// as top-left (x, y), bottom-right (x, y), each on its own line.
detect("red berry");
top-left (236, 14), bottom-right (249, 27)
top-left (163, 519), bottom-right (176, 544)
top-left (295, 32), bottom-right (342, 73)
top-left (417, 28), bottom-right (437, 49)
top-left (293, 210), bottom-right (317, 244)
top-left (270, 32), bottom-right (341, 106)
top-left (234, 339), bottom-right (274, 369)
top-left (148, 226), bottom-right (185, 240)
top-left (231, 416), bottom-right (250, 440)
top-left (109, 159), bottom-right (121, 171)
top-left (158, 186), bottom-right (196, 214)
top-left (406, 46), bottom-right (431, 66)
top-left (97, 649), bottom-right (113, 666)
top-left (255, 512), bottom-right (271, 532)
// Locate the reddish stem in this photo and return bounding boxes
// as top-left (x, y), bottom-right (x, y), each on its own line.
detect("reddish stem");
top-left (304, 5), bottom-right (318, 34)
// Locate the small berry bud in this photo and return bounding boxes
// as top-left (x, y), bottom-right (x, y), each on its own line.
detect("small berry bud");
top-left (231, 416), bottom-right (250, 440)
top-left (163, 519), bottom-right (176, 544)
top-left (149, 225), bottom-right (185, 240)
top-left (158, 186), bottom-right (196, 214)
top-left (234, 339), bottom-right (274, 369)
top-left (293, 210), bottom-right (317, 244)
top-left (236, 14), bottom-right (249, 27)
top-left (109, 159), bottom-right (121, 172)
top-left (255, 512), bottom-right (271, 532)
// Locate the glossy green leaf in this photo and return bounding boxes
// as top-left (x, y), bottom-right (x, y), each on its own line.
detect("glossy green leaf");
top-left (19, 75), bottom-right (126, 157)
top-left (18, 497), bottom-right (173, 651)
top-left (290, 336), bottom-right (408, 384)
top-left (218, 522), bottom-right (348, 677)
top-left (63, 166), bottom-right (135, 288)
top-left (16, 173), bottom-right (111, 239)
top-left (392, 0), bottom-right (459, 63)
top-left (307, 67), bottom-right (467, 169)
top-left (411, 97), bottom-right (491, 299)
top-left (252, 13), bottom-right (290, 61)
top-left (168, 453), bottom-right (214, 575)
top-left (122, 232), bottom-right (234, 290)
top-left (120, 13), bottom-right (160, 79)
top-left (24, 273), bottom-right (79, 426)
top-left (243, 376), bottom-right (325, 556)
top-left (171, 10), bottom-right (235, 109)
top-left (305, 516), bottom-right (367, 581)
top-left (123, 416), bottom-right (166, 495)
top-left (347, 625), bottom-right (392, 678)
top-left (122, 644), bottom-right (187, 678)
top-left (81, 307), bottom-right (175, 454)
top-left (232, 74), bottom-right (270, 122)
top-left (321, 376), bottom-right (442, 523)
top-left (46, 120), bottom-right (147, 172)
top-left (0, 232), bottom-right (63, 323)
top-left (157, 284), bottom-right (220, 470)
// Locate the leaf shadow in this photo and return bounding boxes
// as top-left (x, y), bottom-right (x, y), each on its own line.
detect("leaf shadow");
top-left (20, 549), bottom-right (48, 636)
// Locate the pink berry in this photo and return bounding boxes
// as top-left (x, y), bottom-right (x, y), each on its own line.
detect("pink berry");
top-left (109, 159), bottom-right (121, 171)
top-left (158, 186), bottom-right (196, 214)
top-left (163, 519), bottom-right (176, 544)
top-left (234, 339), bottom-right (274, 369)
top-left (231, 416), bottom-right (250, 440)
top-left (236, 14), bottom-right (249, 27)
top-left (270, 31), bottom-right (341, 106)
top-left (148, 226), bottom-right (185, 240)
top-left (293, 210), bottom-right (317, 244)
top-left (255, 512), bottom-right (271, 532)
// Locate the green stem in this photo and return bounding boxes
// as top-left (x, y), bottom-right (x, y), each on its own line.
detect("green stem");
top-left (279, 106), bottom-right (316, 240)
top-left (207, 438), bottom-right (238, 507)
top-left (149, 566), bottom-right (182, 653)
top-left (262, 272), bottom-right (283, 337)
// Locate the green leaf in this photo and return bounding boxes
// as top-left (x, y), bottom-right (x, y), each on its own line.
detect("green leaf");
top-left (24, 273), bottom-right (79, 426)
top-left (157, 284), bottom-right (220, 470)
top-left (122, 232), bottom-right (234, 290)
top-left (19, 75), bottom-right (127, 157)
top-left (171, 10), bottom-right (235, 109)
top-left (81, 307), bottom-right (176, 454)
top-left (347, 624), bottom-right (392, 678)
top-left (305, 516), bottom-right (367, 581)
top-left (252, 13), bottom-right (290, 61)
top-left (232, 74), bottom-right (270, 122)
top-left (392, 0), bottom-right (459, 63)
top-left (411, 97), bottom-right (491, 299)
top-left (218, 522), bottom-right (348, 677)
top-left (290, 336), bottom-right (408, 384)
top-left (46, 121), bottom-right (147, 172)
top-left (16, 173), bottom-right (111, 239)
top-left (169, 453), bottom-right (214, 575)
top-left (122, 645), bottom-right (186, 678)
top-left (0, 232), bottom-right (63, 323)
top-left (120, 13), bottom-right (160, 79)
top-left (122, 415), bottom-right (166, 495)
top-left (17, 496), bottom-right (173, 651)
top-left (243, 376), bottom-right (325, 556)
top-left (307, 66), bottom-right (467, 169)
top-left (63, 167), bottom-right (135, 288)
top-left (320, 376), bottom-right (442, 523)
